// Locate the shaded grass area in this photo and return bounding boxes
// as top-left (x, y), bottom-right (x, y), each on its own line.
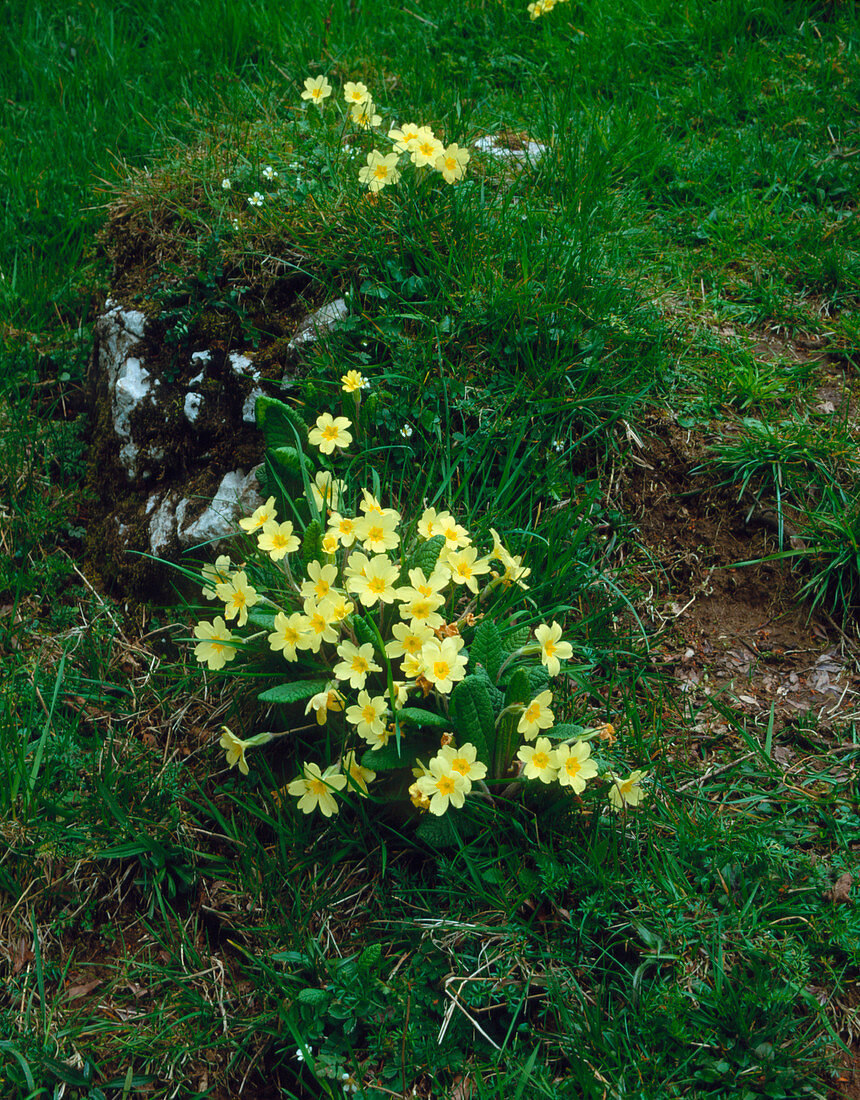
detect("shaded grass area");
top-left (1, 0), bottom-right (859, 1096)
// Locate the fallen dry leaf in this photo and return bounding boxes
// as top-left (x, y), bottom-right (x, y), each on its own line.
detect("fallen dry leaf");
top-left (66, 979), bottom-right (102, 1000)
top-left (826, 872), bottom-right (853, 904)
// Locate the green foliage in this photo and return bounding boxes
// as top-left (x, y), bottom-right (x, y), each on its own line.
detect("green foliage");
top-left (256, 395), bottom-right (310, 449)
top-left (259, 680), bottom-right (330, 704)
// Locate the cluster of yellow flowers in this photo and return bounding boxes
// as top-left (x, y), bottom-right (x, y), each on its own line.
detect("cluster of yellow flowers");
top-left (300, 74), bottom-right (470, 192)
top-left (526, 0), bottom-right (569, 19)
top-left (192, 389), bottom-right (648, 820)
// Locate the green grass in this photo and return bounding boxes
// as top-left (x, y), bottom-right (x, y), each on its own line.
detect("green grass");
top-left (2, 0), bottom-right (860, 1096)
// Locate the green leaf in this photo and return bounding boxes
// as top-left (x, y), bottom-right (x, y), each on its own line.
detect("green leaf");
top-left (471, 664), bottom-right (504, 710)
top-left (247, 609), bottom-right (277, 630)
top-left (296, 987), bottom-right (330, 1006)
top-left (415, 812), bottom-right (459, 848)
top-left (547, 723), bottom-right (587, 741)
top-left (268, 445), bottom-right (304, 481)
top-left (470, 619), bottom-right (504, 680)
top-left (361, 743), bottom-right (414, 772)
top-left (258, 680), bottom-right (328, 704)
top-left (406, 535), bottom-right (445, 580)
top-left (302, 520), bottom-right (323, 565)
top-left (352, 614), bottom-right (378, 651)
top-left (528, 665), bottom-right (551, 693)
top-left (255, 395), bottom-right (309, 448)
top-left (397, 707), bottom-right (450, 730)
top-left (450, 676), bottom-right (494, 767)
top-left (505, 667), bottom-right (531, 708)
top-left (508, 625), bottom-right (531, 649)
top-left (359, 943), bottom-right (382, 970)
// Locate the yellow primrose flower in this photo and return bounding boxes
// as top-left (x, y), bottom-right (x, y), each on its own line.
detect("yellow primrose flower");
top-left (388, 122), bottom-right (422, 152)
top-left (410, 126), bottom-right (444, 168)
top-left (341, 749), bottom-right (376, 796)
top-left (201, 555), bottom-right (232, 599)
top-left (305, 682), bottom-right (345, 725)
top-left (607, 770), bottom-right (648, 812)
top-left (401, 652), bottom-right (426, 680)
top-left (215, 571), bottom-right (259, 627)
top-left (345, 690), bottom-right (389, 742)
top-left (310, 470), bottom-right (344, 513)
top-left (534, 621), bottom-right (574, 677)
top-left (287, 762), bottom-right (347, 817)
top-left (328, 511), bottom-right (358, 548)
top-left (402, 566), bottom-right (450, 597)
top-left (446, 546), bottom-right (491, 594)
top-left (344, 549), bottom-right (370, 584)
top-left (435, 743), bottom-right (487, 792)
top-left (194, 616), bottom-right (238, 670)
top-left (322, 531), bottom-right (339, 555)
top-left (386, 680), bottom-right (411, 708)
top-left (398, 591), bottom-right (446, 630)
top-left (334, 640), bottom-right (382, 689)
top-left (346, 553), bottom-right (401, 607)
top-left (517, 737), bottom-right (560, 783)
top-left (435, 143), bottom-right (470, 184)
top-left (219, 727), bottom-right (250, 775)
top-left (358, 149), bottom-right (401, 192)
top-left (415, 758), bottom-right (468, 816)
top-left (239, 495), bottom-right (277, 533)
top-left (517, 690), bottom-right (555, 740)
top-left (354, 509), bottom-right (400, 553)
top-left (308, 413), bottom-right (353, 455)
top-left (408, 781), bottom-right (431, 811)
top-left (318, 592), bottom-right (354, 623)
top-left (556, 741), bottom-right (599, 794)
top-left (417, 506), bottom-right (446, 538)
top-left (341, 369), bottom-right (367, 393)
top-left (420, 636), bottom-right (468, 694)
top-left (258, 518), bottom-right (300, 561)
top-left (299, 596), bottom-right (339, 652)
top-left (359, 489), bottom-right (400, 521)
top-left (268, 610), bottom-right (309, 660)
top-left (344, 80), bottom-right (370, 105)
top-left (351, 99), bottom-right (381, 129)
top-left (301, 74), bottom-right (333, 104)
top-left (385, 621), bottom-right (435, 660)
top-left (489, 527), bottom-right (531, 589)
top-left (300, 561), bottom-right (339, 603)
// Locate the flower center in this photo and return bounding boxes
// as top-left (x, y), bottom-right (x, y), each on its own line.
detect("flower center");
top-left (565, 757), bottom-right (581, 777)
top-left (436, 775), bottom-right (456, 795)
top-left (544, 640), bottom-right (557, 658)
top-left (433, 660), bottom-right (451, 680)
top-left (323, 425), bottom-right (339, 442)
top-left (533, 752), bottom-right (549, 769)
top-left (524, 704), bottom-right (540, 723)
top-left (368, 577), bottom-right (387, 594)
top-left (452, 758), bottom-right (470, 776)
top-left (310, 779), bottom-right (327, 796)
top-left (362, 705), bottom-right (377, 723)
top-left (352, 656), bottom-right (369, 674)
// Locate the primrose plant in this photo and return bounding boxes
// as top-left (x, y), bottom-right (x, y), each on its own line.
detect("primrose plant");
top-left (191, 378), bottom-right (648, 826)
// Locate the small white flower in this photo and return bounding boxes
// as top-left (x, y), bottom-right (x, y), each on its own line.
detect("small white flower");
top-left (295, 1046), bottom-right (312, 1062)
top-left (361, 378), bottom-right (371, 391)
top-left (400, 424), bottom-right (413, 439)
top-left (248, 191), bottom-right (265, 207)
top-left (262, 165), bottom-right (278, 180)
top-left (551, 438), bottom-right (564, 453)
top-left (221, 177), bottom-right (231, 190)
top-left (231, 217), bottom-right (240, 230)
